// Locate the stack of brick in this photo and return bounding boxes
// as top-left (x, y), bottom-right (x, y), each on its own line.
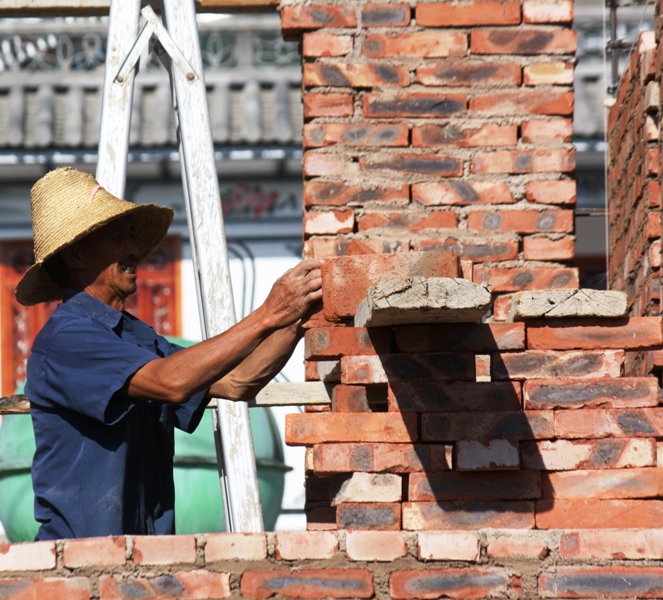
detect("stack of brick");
top-left (607, 30), bottom-right (661, 377)
top-left (290, 252), bottom-right (663, 532)
top-left (283, 0), bottom-right (579, 319)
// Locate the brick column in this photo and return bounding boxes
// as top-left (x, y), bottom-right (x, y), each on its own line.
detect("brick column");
top-left (282, 0), bottom-right (578, 318)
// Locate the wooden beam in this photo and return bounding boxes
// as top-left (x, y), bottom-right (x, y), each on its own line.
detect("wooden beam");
top-left (0, 0), bottom-right (278, 17)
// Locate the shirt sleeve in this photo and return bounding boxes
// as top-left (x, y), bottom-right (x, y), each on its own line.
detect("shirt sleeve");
top-left (32, 319), bottom-right (158, 425)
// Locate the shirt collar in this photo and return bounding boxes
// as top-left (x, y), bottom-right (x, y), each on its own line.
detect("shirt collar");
top-left (63, 290), bottom-right (124, 329)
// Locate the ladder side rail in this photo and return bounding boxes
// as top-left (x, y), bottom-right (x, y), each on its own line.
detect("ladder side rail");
top-left (160, 0), bottom-right (264, 533)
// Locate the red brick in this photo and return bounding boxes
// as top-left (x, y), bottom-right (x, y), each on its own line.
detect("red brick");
top-left (412, 181), bottom-right (514, 205)
top-left (524, 377), bottom-right (659, 410)
top-left (303, 209), bottom-right (354, 235)
top-left (543, 467), bottom-right (663, 499)
top-left (473, 265), bottom-right (579, 291)
top-left (522, 438), bottom-right (656, 470)
top-left (468, 209), bottom-right (573, 232)
top-left (321, 250), bottom-right (459, 320)
top-left (281, 6), bottom-right (358, 32)
top-left (312, 442), bottom-right (452, 473)
top-left (472, 149), bottom-right (575, 173)
top-left (305, 505), bottom-right (337, 530)
top-left (647, 211), bottom-right (662, 238)
top-left (492, 349), bottom-right (623, 380)
top-left (337, 502), bottom-right (402, 529)
top-left (304, 237), bottom-right (407, 258)
top-left (0, 541), bottom-right (56, 571)
top-left (363, 32), bottom-right (467, 58)
top-left (555, 408), bottom-right (663, 439)
top-left (286, 412), bottom-right (417, 445)
top-left (304, 93), bottom-right (354, 118)
top-left (492, 294), bottom-right (514, 321)
top-left (536, 499), bottom-right (663, 528)
top-left (471, 27), bottom-right (576, 54)
top-left (522, 118), bottom-right (573, 143)
top-left (418, 531), bottom-right (480, 560)
top-left (304, 122), bottom-right (409, 147)
top-left (523, 236), bottom-right (574, 260)
top-left (346, 531), bottom-right (408, 561)
top-left (540, 566), bottom-right (663, 598)
top-left (132, 535), bottom-right (196, 565)
top-left (100, 572), bottom-right (231, 600)
top-left (472, 91), bottom-right (573, 115)
top-left (414, 237), bottom-right (519, 262)
top-left (362, 3), bottom-right (411, 26)
top-left (417, 1), bottom-right (521, 25)
top-left (523, 0), bottom-right (573, 23)
top-left (275, 531), bottom-right (338, 560)
top-left (303, 63), bottom-right (410, 88)
top-left (342, 353), bottom-right (475, 384)
top-left (391, 568), bottom-right (520, 600)
top-left (526, 180), bottom-right (576, 204)
top-left (487, 534), bottom-right (549, 558)
top-left (417, 62), bottom-right (521, 87)
top-left (0, 578), bottom-right (89, 600)
top-left (413, 123), bottom-right (516, 147)
top-left (241, 569), bottom-right (373, 599)
top-left (303, 152), bottom-right (347, 177)
top-left (527, 317), bottom-right (663, 350)
top-left (359, 153), bottom-right (463, 177)
top-left (410, 471), bottom-right (539, 501)
top-left (559, 529), bottom-right (663, 559)
top-left (63, 537), bottom-right (125, 568)
top-left (305, 327), bottom-right (392, 359)
top-left (523, 61), bottom-right (574, 85)
top-left (303, 32), bottom-right (353, 57)
top-left (403, 501), bottom-right (535, 529)
top-left (363, 92), bottom-right (466, 118)
top-left (423, 410), bottom-right (554, 441)
top-left (305, 359), bottom-right (340, 382)
top-left (332, 384), bottom-right (384, 412)
top-left (358, 210), bottom-right (458, 231)
top-left (389, 381), bottom-right (522, 412)
top-left (205, 533), bottom-right (266, 561)
top-left (304, 182), bottom-right (408, 207)
top-left (394, 322), bottom-right (525, 352)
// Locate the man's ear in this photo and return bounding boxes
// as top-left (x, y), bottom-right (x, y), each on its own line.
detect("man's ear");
top-left (61, 242), bottom-right (86, 269)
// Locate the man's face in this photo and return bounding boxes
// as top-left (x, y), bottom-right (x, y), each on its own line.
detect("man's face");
top-left (73, 214), bottom-right (141, 309)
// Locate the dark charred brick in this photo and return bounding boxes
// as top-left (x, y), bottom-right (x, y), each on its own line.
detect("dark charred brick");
top-left (513, 153), bottom-right (534, 171)
top-left (617, 412), bottom-right (656, 435)
top-left (374, 64), bottom-right (405, 84)
top-left (539, 567), bottom-right (663, 598)
top-left (241, 569), bottom-right (374, 599)
top-left (362, 4), bottom-right (410, 26)
top-left (426, 62), bottom-right (521, 86)
top-left (319, 64), bottom-right (351, 86)
top-left (415, 238), bottom-right (518, 262)
top-left (337, 503), bottom-right (401, 529)
top-left (482, 213), bottom-right (502, 230)
top-left (361, 154), bottom-right (462, 176)
top-left (152, 576), bottom-right (186, 596)
top-left (490, 30), bottom-right (554, 53)
top-left (410, 471), bottom-right (542, 501)
top-left (536, 212), bottom-right (558, 230)
top-left (364, 93), bottom-right (466, 117)
top-left (383, 353), bottom-right (475, 382)
top-left (391, 569), bottom-right (515, 599)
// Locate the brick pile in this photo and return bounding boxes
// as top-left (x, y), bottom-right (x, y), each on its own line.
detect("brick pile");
top-left (607, 30), bottom-right (661, 355)
top-left (283, 0), bottom-right (579, 320)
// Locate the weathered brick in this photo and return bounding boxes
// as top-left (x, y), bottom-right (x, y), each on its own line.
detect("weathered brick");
top-left (522, 438), bottom-right (656, 470)
top-left (467, 209), bottom-right (574, 232)
top-left (332, 384), bottom-right (386, 412)
top-left (423, 410), bottom-right (554, 441)
top-left (321, 250), bottom-right (459, 320)
top-left (417, 1), bottom-right (521, 25)
top-left (523, 61), bottom-right (574, 85)
top-left (417, 62), bottom-right (521, 87)
top-left (391, 568), bottom-right (520, 600)
top-left (63, 537), bottom-right (125, 568)
top-left (456, 439), bottom-right (520, 470)
top-left (395, 322), bottom-right (525, 353)
top-left (472, 91), bottom-right (574, 115)
top-left (414, 237), bottom-right (519, 262)
top-left (471, 149), bottom-right (575, 173)
top-left (492, 294), bottom-right (514, 321)
top-left (205, 533), bottom-right (267, 561)
top-left (410, 470), bottom-right (540, 501)
top-left (342, 353), bottom-right (475, 384)
top-left (540, 566), bottom-right (663, 598)
top-left (100, 572), bottom-right (231, 600)
top-left (362, 3), bottom-right (411, 26)
top-left (346, 531), bottom-right (408, 561)
top-left (304, 122), bottom-right (409, 148)
top-left (523, 236), bottom-right (574, 260)
top-left (413, 123), bottom-right (517, 147)
top-left (303, 152), bottom-right (347, 177)
top-left (305, 359), bottom-right (341, 382)
top-left (133, 535), bottom-right (196, 565)
top-left (474, 266), bottom-right (579, 291)
top-left (389, 381), bottom-right (522, 412)
top-left (304, 182), bottom-right (408, 207)
top-left (303, 209), bottom-right (354, 235)
top-left (0, 578), bottom-right (89, 600)
top-left (0, 541), bottom-right (56, 571)
top-left (487, 534), bottom-right (549, 558)
top-left (527, 318), bottom-right (663, 350)
top-left (526, 180), bottom-right (576, 205)
top-left (524, 377), bottom-right (659, 409)
top-left (337, 502), bottom-right (402, 529)
top-left (492, 350), bottom-right (624, 380)
top-left (312, 442), bottom-right (452, 473)
top-left (559, 529), bottom-right (663, 559)
top-left (281, 6), bottom-right (358, 32)
top-left (543, 467), bottom-right (663, 499)
top-left (536, 499), bottom-right (663, 528)
top-left (304, 93), bottom-right (354, 118)
top-left (241, 569), bottom-right (373, 599)
top-left (403, 501), bottom-right (535, 529)
top-left (330, 472), bottom-right (402, 504)
top-left (286, 412), bottom-right (417, 444)
top-left (363, 92), bottom-right (466, 118)
top-left (471, 27), bottom-right (576, 54)
top-left (363, 32), bottom-right (467, 58)
top-left (303, 32), bottom-right (353, 57)
top-left (523, 0), bottom-right (573, 23)
top-left (555, 408), bottom-right (663, 439)
top-left (418, 531), bottom-right (480, 561)
top-left (412, 181), bottom-right (514, 205)
top-left (275, 531), bottom-right (338, 560)
top-left (522, 118), bottom-right (573, 143)
top-left (304, 63), bottom-right (410, 88)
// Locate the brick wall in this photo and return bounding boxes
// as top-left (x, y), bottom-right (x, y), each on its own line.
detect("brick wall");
top-left (284, 0), bottom-right (579, 320)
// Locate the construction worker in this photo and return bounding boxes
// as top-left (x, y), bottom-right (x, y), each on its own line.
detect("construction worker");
top-left (15, 167), bottom-right (322, 540)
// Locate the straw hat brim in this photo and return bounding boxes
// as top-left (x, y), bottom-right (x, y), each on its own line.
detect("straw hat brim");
top-left (15, 203), bottom-right (173, 306)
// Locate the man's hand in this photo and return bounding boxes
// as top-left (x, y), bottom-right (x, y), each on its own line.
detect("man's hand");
top-left (261, 259), bottom-right (323, 329)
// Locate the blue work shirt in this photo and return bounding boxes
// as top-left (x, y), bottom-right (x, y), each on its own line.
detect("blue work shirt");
top-left (25, 290), bottom-right (209, 540)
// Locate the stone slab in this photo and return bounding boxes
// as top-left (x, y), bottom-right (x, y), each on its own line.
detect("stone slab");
top-left (511, 289), bottom-right (628, 319)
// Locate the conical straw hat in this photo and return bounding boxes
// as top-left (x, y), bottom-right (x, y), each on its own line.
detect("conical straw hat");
top-left (15, 167), bottom-right (174, 306)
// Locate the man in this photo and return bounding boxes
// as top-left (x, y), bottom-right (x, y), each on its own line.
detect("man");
top-left (16, 166), bottom-right (322, 540)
